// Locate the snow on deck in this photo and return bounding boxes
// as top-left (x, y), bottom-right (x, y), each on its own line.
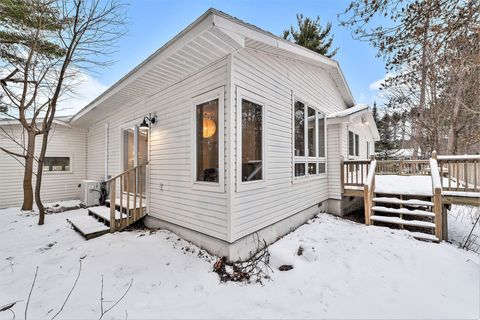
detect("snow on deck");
top-left (375, 175), bottom-right (433, 196)
top-left (0, 208), bottom-right (478, 319)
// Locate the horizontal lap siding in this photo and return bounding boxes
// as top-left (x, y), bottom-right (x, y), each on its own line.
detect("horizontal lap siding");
top-left (86, 121), bottom-right (105, 180)
top-left (231, 49), bottom-right (347, 240)
top-left (0, 125), bottom-right (86, 208)
top-left (346, 121), bottom-right (375, 159)
top-left (327, 124), bottom-right (342, 199)
top-left (85, 59), bottom-right (229, 240)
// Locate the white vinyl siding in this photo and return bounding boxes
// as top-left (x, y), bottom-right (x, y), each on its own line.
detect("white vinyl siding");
top-left (0, 124), bottom-right (87, 208)
top-left (347, 121), bottom-right (375, 160)
top-left (230, 48), bottom-right (347, 240)
top-left (85, 59), bottom-right (229, 240)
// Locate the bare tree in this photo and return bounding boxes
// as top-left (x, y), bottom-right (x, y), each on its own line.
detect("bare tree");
top-left (0, 0), bottom-right (126, 221)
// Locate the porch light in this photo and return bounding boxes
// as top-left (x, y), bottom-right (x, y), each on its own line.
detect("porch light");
top-left (203, 117), bottom-right (216, 138)
top-left (140, 115), bottom-right (156, 129)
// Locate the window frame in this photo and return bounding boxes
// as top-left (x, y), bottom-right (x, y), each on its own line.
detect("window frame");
top-left (191, 87), bottom-right (225, 193)
top-left (236, 87), bottom-right (267, 192)
top-left (292, 95), bottom-right (327, 183)
top-left (348, 130), bottom-right (360, 158)
top-left (43, 155), bottom-right (73, 174)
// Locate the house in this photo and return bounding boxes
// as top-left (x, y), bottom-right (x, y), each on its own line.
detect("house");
top-left (0, 9), bottom-right (380, 260)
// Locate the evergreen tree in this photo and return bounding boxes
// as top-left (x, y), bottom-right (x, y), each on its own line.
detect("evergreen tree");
top-left (283, 14), bottom-right (339, 58)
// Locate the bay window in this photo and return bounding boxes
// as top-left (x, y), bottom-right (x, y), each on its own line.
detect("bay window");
top-left (293, 98), bottom-right (327, 178)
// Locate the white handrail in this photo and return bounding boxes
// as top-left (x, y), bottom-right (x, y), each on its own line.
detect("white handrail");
top-left (429, 158), bottom-right (442, 190)
top-left (365, 160), bottom-right (377, 187)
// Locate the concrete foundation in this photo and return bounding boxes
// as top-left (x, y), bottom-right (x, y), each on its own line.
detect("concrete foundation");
top-left (144, 201), bottom-right (328, 261)
top-left (327, 196), bottom-right (364, 216)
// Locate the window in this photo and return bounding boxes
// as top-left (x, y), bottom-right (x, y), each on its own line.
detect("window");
top-left (293, 98), bottom-right (327, 178)
top-left (43, 157), bottom-right (70, 172)
top-left (349, 131), bottom-right (360, 157)
top-left (196, 99), bottom-right (219, 183)
top-left (241, 99), bottom-right (263, 182)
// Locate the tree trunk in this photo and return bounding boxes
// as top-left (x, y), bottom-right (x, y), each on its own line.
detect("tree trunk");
top-left (35, 128), bottom-right (49, 225)
top-left (21, 130), bottom-right (36, 211)
top-left (446, 84), bottom-right (463, 154)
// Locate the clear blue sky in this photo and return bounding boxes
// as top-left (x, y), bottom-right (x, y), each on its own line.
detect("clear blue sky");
top-left (92, 0), bottom-right (386, 106)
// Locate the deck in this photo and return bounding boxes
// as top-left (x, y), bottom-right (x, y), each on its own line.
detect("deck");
top-left (341, 153), bottom-right (480, 242)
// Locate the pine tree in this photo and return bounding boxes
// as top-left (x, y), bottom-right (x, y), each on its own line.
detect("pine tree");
top-left (283, 14), bottom-right (339, 58)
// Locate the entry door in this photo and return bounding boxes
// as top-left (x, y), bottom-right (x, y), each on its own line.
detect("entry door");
top-left (123, 126), bottom-right (148, 193)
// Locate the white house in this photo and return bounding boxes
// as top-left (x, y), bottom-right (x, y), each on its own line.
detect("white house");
top-left (0, 9), bottom-right (379, 260)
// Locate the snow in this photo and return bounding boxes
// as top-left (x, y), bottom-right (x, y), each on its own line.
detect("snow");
top-left (0, 207), bottom-right (479, 319)
top-left (375, 175), bottom-right (433, 196)
top-left (448, 205), bottom-right (480, 248)
top-left (327, 104), bottom-right (368, 118)
top-left (438, 155), bottom-right (480, 160)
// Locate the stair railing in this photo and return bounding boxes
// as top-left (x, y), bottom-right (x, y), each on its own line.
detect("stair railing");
top-left (364, 157), bottom-right (377, 225)
top-left (105, 162), bottom-right (149, 232)
top-left (429, 152), bottom-right (443, 240)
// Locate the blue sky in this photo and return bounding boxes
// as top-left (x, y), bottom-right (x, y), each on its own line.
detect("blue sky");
top-left (70, 0), bottom-right (387, 113)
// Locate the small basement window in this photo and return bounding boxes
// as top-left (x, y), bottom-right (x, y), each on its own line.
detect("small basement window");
top-left (43, 157), bottom-right (70, 172)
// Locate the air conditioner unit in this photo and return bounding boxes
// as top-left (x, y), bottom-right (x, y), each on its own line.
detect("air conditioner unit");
top-left (80, 180), bottom-right (101, 207)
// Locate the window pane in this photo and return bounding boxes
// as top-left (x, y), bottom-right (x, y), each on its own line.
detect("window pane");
top-left (196, 99), bottom-right (219, 182)
top-left (295, 163), bottom-right (305, 177)
top-left (318, 114), bottom-right (325, 158)
top-left (242, 99), bottom-right (263, 182)
top-left (294, 101), bottom-right (305, 157)
top-left (307, 107), bottom-right (316, 157)
top-left (43, 157), bottom-right (70, 172)
top-left (355, 134), bottom-right (360, 156)
top-left (308, 162), bottom-right (317, 175)
top-left (318, 162), bottom-right (326, 173)
top-left (348, 131), bottom-right (354, 156)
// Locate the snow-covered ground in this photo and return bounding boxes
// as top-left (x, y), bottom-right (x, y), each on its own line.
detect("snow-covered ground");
top-left (448, 205), bottom-right (480, 249)
top-left (1, 207), bottom-right (479, 319)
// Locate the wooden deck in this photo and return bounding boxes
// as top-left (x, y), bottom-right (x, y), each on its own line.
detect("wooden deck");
top-left (341, 153), bottom-right (480, 241)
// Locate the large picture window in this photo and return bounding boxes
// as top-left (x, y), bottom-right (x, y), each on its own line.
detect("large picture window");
top-left (293, 98), bottom-right (327, 178)
top-left (196, 99), bottom-right (219, 182)
top-left (241, 99), bottom-right (263, 182)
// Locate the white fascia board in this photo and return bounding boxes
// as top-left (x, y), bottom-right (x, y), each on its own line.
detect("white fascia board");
top-left (70, 13), bottom-right (215, 125)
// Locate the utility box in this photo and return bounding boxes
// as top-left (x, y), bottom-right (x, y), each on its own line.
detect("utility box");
top-left (80, 180), bottom-right (101, 207)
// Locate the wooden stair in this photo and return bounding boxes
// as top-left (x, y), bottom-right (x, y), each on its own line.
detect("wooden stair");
top-left (68, 200), bottom-right (146, 240)
top-left (369, 192), bottom-right (440, 242)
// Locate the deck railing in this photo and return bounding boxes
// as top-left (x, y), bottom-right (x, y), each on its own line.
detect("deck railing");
top-left (105, 162), bottom-right (148, 232)
top-left (375, 159), bottom-right (430, 176)
top-left (363, 160), bottom-right (377, 225)
top-left (340, 157), bottom-right (372, 192)
top-left (437, 155), bottom-right (480, 193)
top-left (430, 152), bottom-right (443, 240)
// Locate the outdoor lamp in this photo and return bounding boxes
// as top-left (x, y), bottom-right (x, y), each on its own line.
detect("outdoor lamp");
top-left (140, 115), bottom-right (156, 128)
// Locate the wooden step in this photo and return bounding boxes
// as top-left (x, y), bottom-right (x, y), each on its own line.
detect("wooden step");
top-left (373, 197), bottom-right (433, 207)
top-left (88, 206), bottom-right (124, 222)
top-left (67, 216), bottom-right (110, 240)
top-left (372, 206), bottom-right (435, 218)
top-left (409, 231), bottom-right (439, 242)
top-left (370, 215), bottom-right (436, 228)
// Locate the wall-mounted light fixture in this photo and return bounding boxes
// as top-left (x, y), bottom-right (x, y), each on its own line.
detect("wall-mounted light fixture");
top-left (139, 115), bottom-right (157, 129)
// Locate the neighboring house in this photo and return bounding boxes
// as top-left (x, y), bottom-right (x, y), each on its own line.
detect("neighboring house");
top-left (0, 9), bottom-right (379, 259)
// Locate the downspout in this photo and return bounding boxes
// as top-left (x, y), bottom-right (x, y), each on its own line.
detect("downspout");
top-left (104, 123), bottom-right (109, 180)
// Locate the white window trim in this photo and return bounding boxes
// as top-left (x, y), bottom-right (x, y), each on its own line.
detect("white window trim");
top-left (292, 95), bottom-right (327, 183)
top-left (348, 129), bottom-right (360, 159)
top-left (191, 86), bottom-right (225, 193)
top-left (43, 155), bottom-right (73, 174)
top-left (236, 87), bottom-right (267, 192)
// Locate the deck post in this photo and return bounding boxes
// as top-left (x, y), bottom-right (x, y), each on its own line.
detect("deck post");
top-left (109, 180), bottom-right (116, 233)
top-left (434, 187), bottom-right (443, 240)
top-left (363, 184), bottom-right (370, 225)
top-left (340, 156), bottom-right (345, 194)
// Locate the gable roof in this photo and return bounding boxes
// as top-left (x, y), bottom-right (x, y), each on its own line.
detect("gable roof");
top-left (70, 8), bottom-right (355, 126)
top-left (327, 104), bottom-right (380, 141)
